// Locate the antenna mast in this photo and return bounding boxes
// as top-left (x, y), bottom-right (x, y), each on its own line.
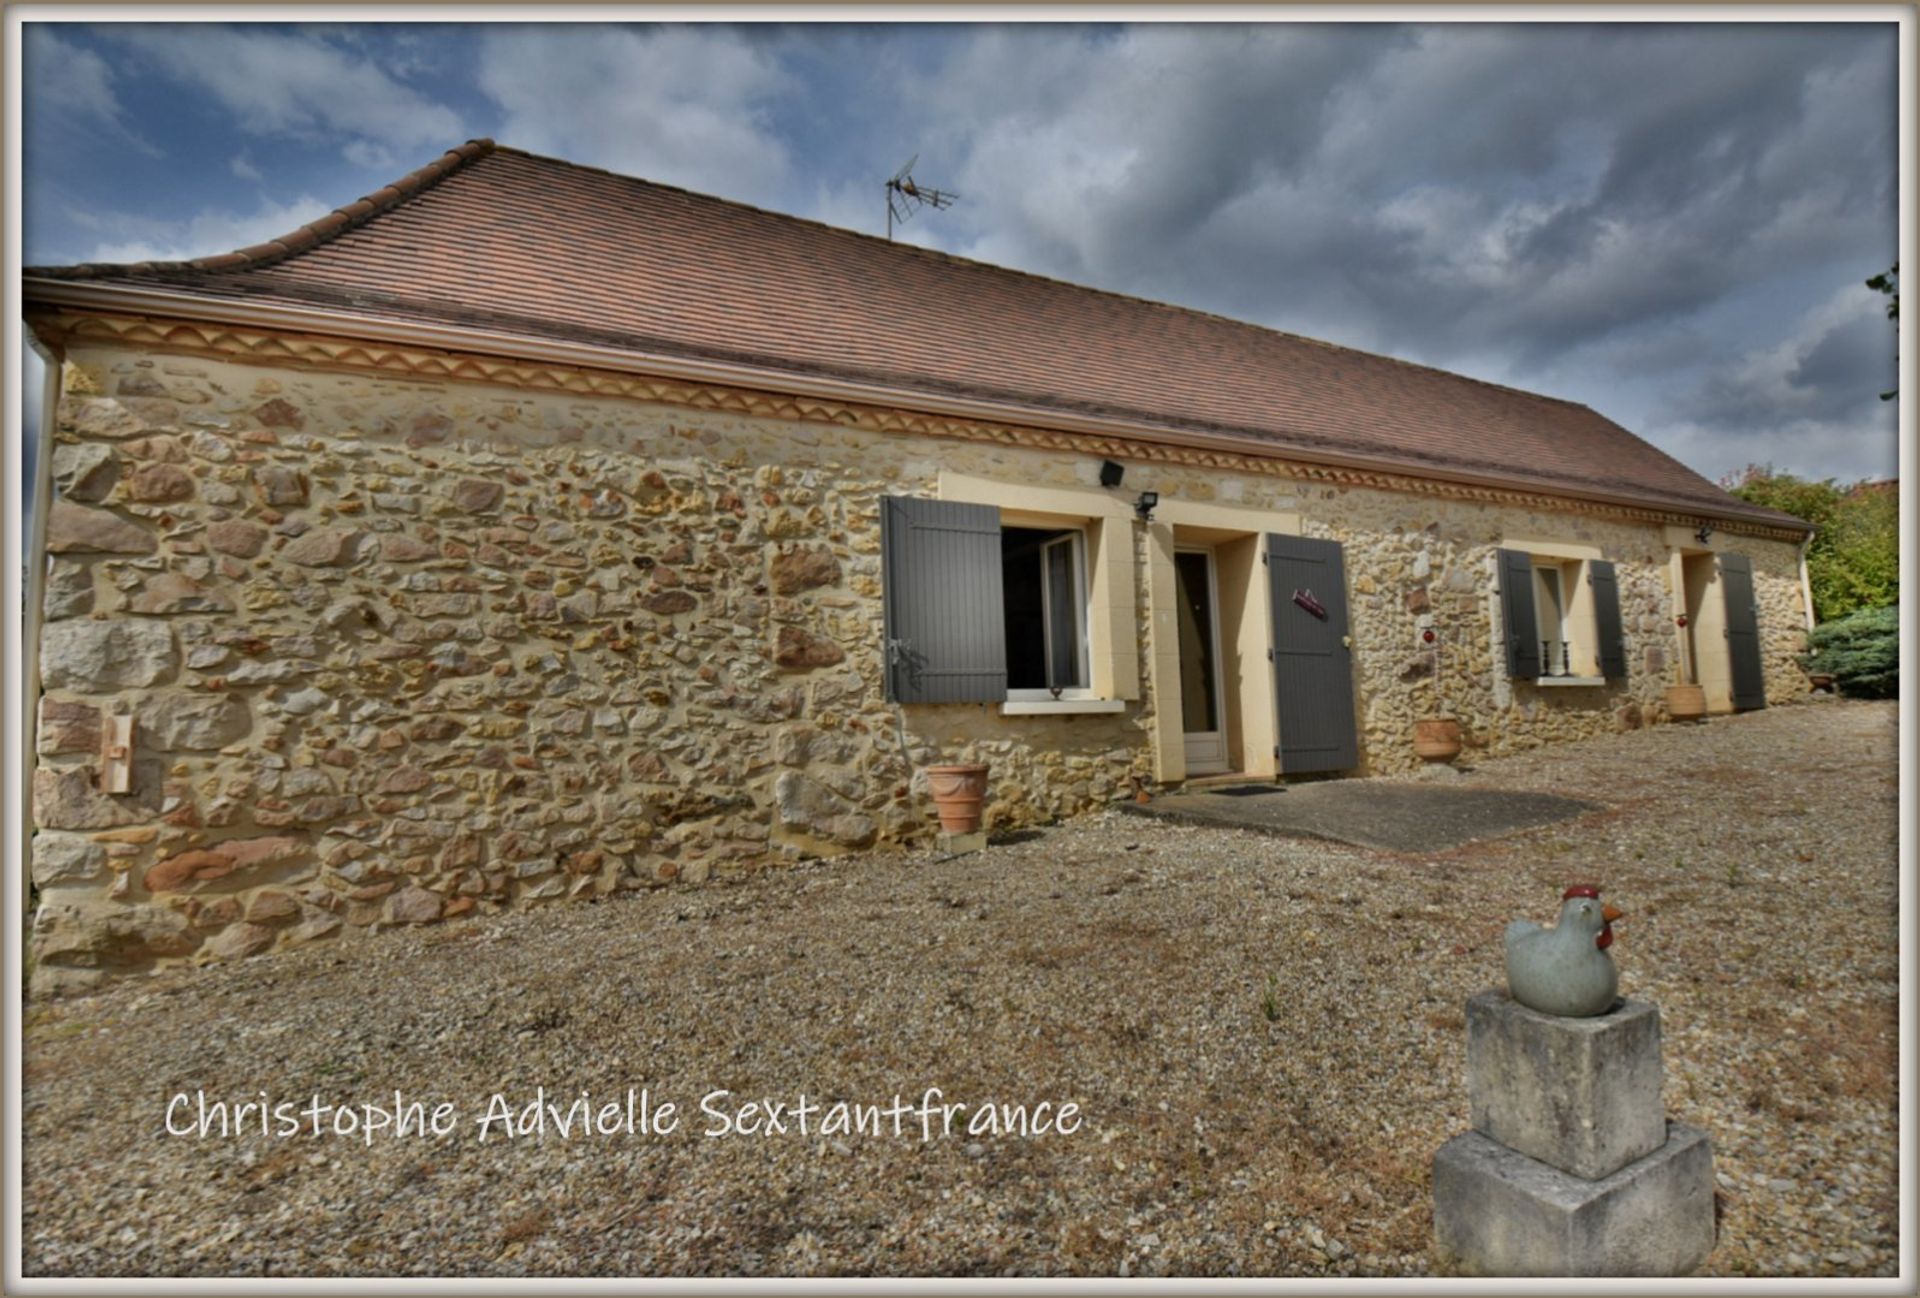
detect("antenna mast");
top-left (885, 155), bottom-right (958, 241)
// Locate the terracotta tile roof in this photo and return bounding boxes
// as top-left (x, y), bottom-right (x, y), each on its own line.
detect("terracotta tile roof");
top-left (26, 139), bottom-right (1807, 531)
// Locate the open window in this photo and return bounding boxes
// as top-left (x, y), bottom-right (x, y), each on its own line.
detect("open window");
top-left (1498, 548), bottom-right (1626, 684)
top-left (880, 496), bottom-right (1121, 711)
top-left (1002, 526), bottom-right (1091, 698)
top-left (1532, 559), bottom-right (1582, 677)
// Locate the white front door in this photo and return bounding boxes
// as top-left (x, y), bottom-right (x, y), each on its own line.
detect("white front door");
top-left (1174, 547), bottom-right (1230, 775)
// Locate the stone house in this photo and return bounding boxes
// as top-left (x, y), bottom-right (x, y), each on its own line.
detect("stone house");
top-left (22, 140), bottom-right (1813, 992)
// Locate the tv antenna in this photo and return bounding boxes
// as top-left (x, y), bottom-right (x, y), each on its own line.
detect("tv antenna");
top-left (885, 155), bottom-right (957, 241)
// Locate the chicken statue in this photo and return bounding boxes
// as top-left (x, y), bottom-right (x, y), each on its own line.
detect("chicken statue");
top-left (1503, 884), bottom-right (1626, 1017)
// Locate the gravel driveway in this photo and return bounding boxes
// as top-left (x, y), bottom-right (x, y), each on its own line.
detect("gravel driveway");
top-left (21, 699), bottom-right (1898, 1277)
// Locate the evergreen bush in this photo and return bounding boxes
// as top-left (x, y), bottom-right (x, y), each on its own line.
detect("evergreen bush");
top-left (1801, 605), bottom-right (1899, 699)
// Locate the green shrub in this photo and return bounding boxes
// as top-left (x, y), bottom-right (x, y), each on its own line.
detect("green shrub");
top-left (1725, 468), bottom-right (1898, 621)
top-left (1801, 605), bottom-right (1899, 699)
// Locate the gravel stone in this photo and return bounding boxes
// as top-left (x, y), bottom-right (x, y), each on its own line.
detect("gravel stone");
top-left (21, 701), bottom-right (1895, 1277)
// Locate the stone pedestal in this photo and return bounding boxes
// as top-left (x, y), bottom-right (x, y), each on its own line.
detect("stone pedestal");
top-left (1466, 992), bottom-right (1665, 1180)
top-left (1433, 991), bottom-right (1715, 1276)
top-left (1434, 1124), bottom-right (1715, 1276)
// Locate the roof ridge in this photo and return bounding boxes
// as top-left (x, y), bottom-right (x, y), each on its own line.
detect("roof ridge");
top-left (27, 139), bottom-right (498, 281)
top-left (488, 142), bottom-right (1592, 414)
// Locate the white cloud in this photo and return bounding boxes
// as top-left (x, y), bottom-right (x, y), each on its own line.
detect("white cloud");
top-left (229, 151), bottom-right (262, 182)
top-left (829, 22), bottom-right (1895, 490)
top-left (77, 194), bottom-right (333, 265)
top-left (804, 177), bottom-right (889, 242)
top-left (876, 25), bottom-right (1892, 372)
top-left (476, 25), bottom-right (795, 206)
top-left (24, 26), bottom-right (160, 155)
top-left (341, 139), bottom-right (400, 173)
top-left (107, 26), bottom-right (464, 162)
top-left (23, 22), bottom-right (1892, 497)
top-left (1653, 418), bottom-right (1897, 489)
top-left (27, 27), bottom-right (119, 122)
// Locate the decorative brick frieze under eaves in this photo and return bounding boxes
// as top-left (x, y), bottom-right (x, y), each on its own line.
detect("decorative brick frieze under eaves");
top-left (25, 308), bottom-right (1806, 544)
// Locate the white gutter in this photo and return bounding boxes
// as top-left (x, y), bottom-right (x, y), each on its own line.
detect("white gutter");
top-left (22, 328), bottom-right (58, 919)
top-left (24, 277), bottom-right (1813, 540)
top-left (1797, 530), bottom-right (1818, 630)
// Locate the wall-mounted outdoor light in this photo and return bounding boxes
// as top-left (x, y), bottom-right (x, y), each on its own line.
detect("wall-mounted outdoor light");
top-left (1099, 459), bottom-right (1125, 489)
top-left (1134, 490), bottom-right (1159, 521)
top-left (1694, 526), bottom-right (1714, 545)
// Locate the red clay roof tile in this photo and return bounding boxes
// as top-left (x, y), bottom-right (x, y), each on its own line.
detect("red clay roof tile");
top-left (25, 140), bottom-right (1805, 531)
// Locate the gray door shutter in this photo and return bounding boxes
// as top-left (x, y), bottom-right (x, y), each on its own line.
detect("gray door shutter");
top-left (1498, 548), bottom-right (1542, 679)
top-left (1590, 560), bottom-right (1628, 679)
top-left (1720, 552), bottom-right (1766, 711)
top-left (1266, 534), bottom-right (1358, 774)
top-left (880, 496), bottom-right (1007, 703)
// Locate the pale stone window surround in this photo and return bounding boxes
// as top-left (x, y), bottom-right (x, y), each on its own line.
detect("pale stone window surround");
top-left (1001, 698), bottom-right (1128, 715)
top-left (936, 471), bottom-right (1139, 706)
top-left (1501, 536), bottom-right (1606, 685)
top-left (1144, 499), bottom-right (1303, 785)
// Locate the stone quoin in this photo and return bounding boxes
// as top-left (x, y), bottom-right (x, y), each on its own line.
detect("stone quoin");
top-left (22, 140), bottom-right (1814, 992)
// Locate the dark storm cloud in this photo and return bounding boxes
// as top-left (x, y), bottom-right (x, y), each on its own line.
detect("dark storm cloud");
top-left (1793, 311), bottom-right (1897, 400)
top-left (888, 24), bottom-right (1893, 370)
top-left (22, 20), bottom-right (1901, 485)
top-left (844, 21), bottom-right (1895, 480)
top-left (1668, 297), bottom-right (1899, 432)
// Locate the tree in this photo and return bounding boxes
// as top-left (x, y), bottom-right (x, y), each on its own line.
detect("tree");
top-left (1824, 481), bottom-right (1899, 613)
top-left (1866, 262), bottom-right (1898, 401)
top-left (1723, 465), bottom-right (1898, 621)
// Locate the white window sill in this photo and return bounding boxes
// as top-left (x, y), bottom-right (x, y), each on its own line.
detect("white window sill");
top-left (1001, 698), bottom-right (1127, 715)
top-left (1533, 676), bottom-right (1606, 688)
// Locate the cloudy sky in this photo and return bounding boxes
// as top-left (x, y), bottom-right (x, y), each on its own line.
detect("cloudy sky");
top-left (19, 19), bottom-right (1902, 493)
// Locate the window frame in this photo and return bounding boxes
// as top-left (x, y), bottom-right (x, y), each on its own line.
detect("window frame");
top-left (1518, 552), bottom-right (1602, 683)
top-left (933, 471), bottom-right (1141, 707)
top-left (1533, 564), bottom-right (1567, 675)
top-left (1528, 556), bottom-right (1589, 679)
top-left (1007, 526), bottom-right (1096, 702)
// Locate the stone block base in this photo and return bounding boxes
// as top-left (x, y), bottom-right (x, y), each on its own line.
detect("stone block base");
top-left (1467, 990), bottom-right (1665, 1179)
top-left (1433, 1123), bottom-right (1715, 1276)
top-left (936, 830), bottom-right (988, 856)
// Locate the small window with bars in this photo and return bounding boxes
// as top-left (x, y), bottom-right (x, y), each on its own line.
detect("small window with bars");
top-left (1498, 547), bottom-right (1627, 682)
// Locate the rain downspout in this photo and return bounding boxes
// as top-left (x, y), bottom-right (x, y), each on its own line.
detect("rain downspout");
top-left (1796, 529), bottom-right (1817, 630)
top-left (22, 334), bottom-right (59, 923)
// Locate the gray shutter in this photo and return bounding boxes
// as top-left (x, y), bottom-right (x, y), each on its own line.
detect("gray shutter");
top-left (1498, 549), bottom-right (1542, 679)
top-left (880, 496), bottom-right (1007, 704)
top-left (1720, 553), bottom-right (1766, 711)
top-left (1590, 560), bottom-right (1627, 679)
top-left (1266, 533), bottom-right (1359, 774)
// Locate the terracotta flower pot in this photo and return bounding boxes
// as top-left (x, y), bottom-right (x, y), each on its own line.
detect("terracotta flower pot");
top-left (1413, 716), bottom-right (1463, 764)
top-left (925, 763), bottom-right (991, 834)
top-left (1665, 683), bottom-right (1707, 721)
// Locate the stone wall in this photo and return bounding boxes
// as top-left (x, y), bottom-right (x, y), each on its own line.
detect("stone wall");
top-left (28, 341), bottom-right (1807, 992)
